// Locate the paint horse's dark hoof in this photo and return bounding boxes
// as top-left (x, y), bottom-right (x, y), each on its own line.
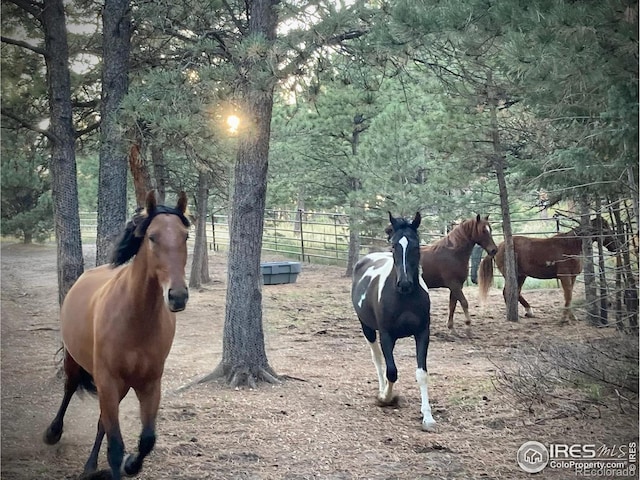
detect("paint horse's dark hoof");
top-left (77, 469), bottom-right (113, 480)
top-left (376, 395), bottom-right (399, 407)
top-left (43, 424), bottom-right (63, 445)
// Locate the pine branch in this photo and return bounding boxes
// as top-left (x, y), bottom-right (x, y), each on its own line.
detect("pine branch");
top-left (0, 36), bottom-right (46, 56)
top-left (72, 99), bottom-right (99, 109)
top-left (5, 0), bottom-right (42, 20)
top-left (279, 28), bottom-right (368, 79)
top-left (1, 107), bottom-right (54, 141)
top-left (75, 121), bottom-right (100, 138)
top-left (221, 0), bottom-right (246, 36)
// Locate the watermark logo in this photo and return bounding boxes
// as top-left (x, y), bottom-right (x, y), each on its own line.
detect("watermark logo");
top-left (517, 441), bottom-right (549, 473)
top-left (517, 441), bottom-right (637, 476)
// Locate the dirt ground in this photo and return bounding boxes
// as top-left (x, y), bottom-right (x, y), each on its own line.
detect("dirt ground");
top-left (1, 242), bottom-right (637, 480)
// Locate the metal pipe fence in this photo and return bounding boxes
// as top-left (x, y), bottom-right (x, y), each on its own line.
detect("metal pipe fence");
top-left (77, 210), bottom-right (630, 270)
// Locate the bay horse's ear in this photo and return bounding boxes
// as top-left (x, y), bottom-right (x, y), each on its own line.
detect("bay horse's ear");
top-left (145, 190), bottom-right (157, 214)
top-left (476, 213), bottom-right (481, 222)
top-left (176, 191), bottom-right (188, 214)
top-left (485, 214), bottom-right (489, 220)
top-left (412, 211), bottom-right (421, 229)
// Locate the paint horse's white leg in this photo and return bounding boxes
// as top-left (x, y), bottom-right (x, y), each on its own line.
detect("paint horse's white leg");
top-left (368, 340), bottom-right (394, 403)
top-left (524, 306), bottom-right (534, 317)
top-left (416, 368), bottom-right (436, 432)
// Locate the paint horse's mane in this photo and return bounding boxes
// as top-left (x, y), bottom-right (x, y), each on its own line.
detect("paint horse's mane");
top-left (111, 205), bottom-right (191, 267)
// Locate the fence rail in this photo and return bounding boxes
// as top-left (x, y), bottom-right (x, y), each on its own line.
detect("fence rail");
top-left (78, 209), bottom-right (607, 268)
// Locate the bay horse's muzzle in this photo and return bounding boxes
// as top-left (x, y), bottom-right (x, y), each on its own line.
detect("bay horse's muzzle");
top-left (168, 287), bottom-right (189, 312)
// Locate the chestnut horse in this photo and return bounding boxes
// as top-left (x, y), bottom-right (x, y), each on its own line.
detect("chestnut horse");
top-left (44, 191), bottom-right (190, 479)
top-left (477, 217), bottom-right (617, 321)
top-left (420, 215), bottom-right (498, 330)
top-left (352, 212), bottom-right (436, 431)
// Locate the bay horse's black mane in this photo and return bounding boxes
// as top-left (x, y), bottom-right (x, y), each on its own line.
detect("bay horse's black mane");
top-left (111, 205), bottom-right (191, 267)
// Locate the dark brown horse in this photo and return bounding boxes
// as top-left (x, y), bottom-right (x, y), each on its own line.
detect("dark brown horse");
top-left (478, 217), bottom-right (617, 321)
top-left (420, 215), bottom-right (498, 330)
top-left (44, 191), bottom-right (190, 479)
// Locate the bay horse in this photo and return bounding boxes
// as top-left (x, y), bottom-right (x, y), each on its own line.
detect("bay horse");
top-left (44, 191), bottom-right (191, 479)
top-left (419, 215), bottom-right (498, 330)
top-left (352, 212), bottom-right (436, 431)
top-left (478, 217), bottom-right (617, 321)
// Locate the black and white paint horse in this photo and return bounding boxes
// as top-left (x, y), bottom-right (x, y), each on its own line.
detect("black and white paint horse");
top-left (351, 212), bottom-right (436, 431)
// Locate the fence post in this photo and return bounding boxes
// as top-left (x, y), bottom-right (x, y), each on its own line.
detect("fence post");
top-left (334, 215), bottom-right (339, 259)
top-left (274, 212), bottom-right (278, 252)
top-left (299, 209), bottom-right (306, 262)
top-left (211, 213), bottom-right (217, 251)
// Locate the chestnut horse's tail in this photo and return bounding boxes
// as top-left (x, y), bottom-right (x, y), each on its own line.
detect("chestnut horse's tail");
top-left (477, 255), bottom-right (494, 302)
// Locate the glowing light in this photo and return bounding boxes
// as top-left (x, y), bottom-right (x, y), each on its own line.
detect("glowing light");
top-left (227, 115), bottom-right (240, 134)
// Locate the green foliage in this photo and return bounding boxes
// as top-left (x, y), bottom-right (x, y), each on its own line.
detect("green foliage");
top-left (1, 133), bottom-right (53, 243)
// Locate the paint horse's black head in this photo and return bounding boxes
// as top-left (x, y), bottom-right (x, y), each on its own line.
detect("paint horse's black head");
top-left (387, 211), bottom-right (422, 295)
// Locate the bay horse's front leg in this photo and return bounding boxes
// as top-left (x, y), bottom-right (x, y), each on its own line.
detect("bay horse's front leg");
top-left (83, 415), bottom-right (105, 474)
top-left (415, 329), bottom-right (436, 432)
top-left (97, 380), bottom-right (128, 480)
top-left (123, 381), bottom-right (162, 476)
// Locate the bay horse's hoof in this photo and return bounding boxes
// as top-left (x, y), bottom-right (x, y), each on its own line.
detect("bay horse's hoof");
top-left (123, 453), bottom-right (141, 476)
top-left (422, 419), bottom-right (437, 432)
top-left (43, 424), bottom-right (62, 445)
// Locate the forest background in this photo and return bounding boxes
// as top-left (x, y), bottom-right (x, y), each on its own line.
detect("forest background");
top-left (1, 0), bottom-right (638, 384)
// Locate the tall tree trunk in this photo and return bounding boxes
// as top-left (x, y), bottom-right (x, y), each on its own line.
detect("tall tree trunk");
top-left (202, 0), bottom-right (279, 388)
top-left (595, 214), bottom-right (609, 325)
top-left (128, 135), bottom-right (152, 208)
top-left (345, 115), bottom-right (365, 277)
top-left (581, 199), bottom-right (599, 324)
top-left (189, 172), bottom-right (211, 288)
top-left (488, 75), bottom-right (518, 321)
top-left (151, 143), bottom-right (167, 204)
top-left (346, 192), bottom-right (361, 277)
top-left (96, 0), bottom-right (131, 265)
top-left (42, 0), bottom-right (84, 305)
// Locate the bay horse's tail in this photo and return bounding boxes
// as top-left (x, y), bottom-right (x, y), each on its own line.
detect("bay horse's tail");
top-left (76, 366), bottom-right (97, 395)
top-left (477, 255), bottom-right (494, 303)
top-left (58, 347), bottom-right (97, 395)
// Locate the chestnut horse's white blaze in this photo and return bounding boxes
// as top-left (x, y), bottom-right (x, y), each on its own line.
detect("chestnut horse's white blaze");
top-left (352, 212), bottom-right (436, 432)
